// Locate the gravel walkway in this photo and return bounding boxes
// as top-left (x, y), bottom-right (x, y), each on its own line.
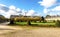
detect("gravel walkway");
top-left (0, 28), bottom-right (60, 37)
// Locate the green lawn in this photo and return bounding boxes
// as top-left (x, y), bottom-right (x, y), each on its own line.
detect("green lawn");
top-left (16, 22), bottom-right (27, 24)
top-left (31, 22), bottom-right (55, 25)
top-left (15, 22), bottom-right (27, 26)
top-left (15, 22), bottom-right (56, 27)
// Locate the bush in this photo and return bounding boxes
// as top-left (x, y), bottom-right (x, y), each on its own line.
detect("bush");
top-left (55, 20), bottom-right (60, 27)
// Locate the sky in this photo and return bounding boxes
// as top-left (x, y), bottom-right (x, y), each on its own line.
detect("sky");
top-left (0, 0), bottom-right (60, 18)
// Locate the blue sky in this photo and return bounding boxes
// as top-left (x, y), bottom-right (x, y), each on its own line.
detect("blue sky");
top-left (0, 0), bottom-right (60, 18)
top-left (0, 0), bottom-right (42, 10)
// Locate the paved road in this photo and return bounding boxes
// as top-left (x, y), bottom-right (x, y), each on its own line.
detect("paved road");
top-left (0, 28), bottom-right (60, 37)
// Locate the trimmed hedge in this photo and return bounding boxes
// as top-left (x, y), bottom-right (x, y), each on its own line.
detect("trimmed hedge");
top-left (55, 20), bottom-right (60, 27)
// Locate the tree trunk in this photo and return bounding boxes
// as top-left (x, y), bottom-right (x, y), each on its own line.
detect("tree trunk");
top-left (10, 19), bottom-right (14, 24)
top-left (27, 21), bottom-right (31, 25)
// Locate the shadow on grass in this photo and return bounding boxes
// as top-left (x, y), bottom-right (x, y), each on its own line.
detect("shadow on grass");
top-left (8, 23), bottom-right (28, 26)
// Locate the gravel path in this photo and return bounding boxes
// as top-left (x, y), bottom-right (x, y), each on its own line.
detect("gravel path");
top-left (0, 28), bottom-right (60, 37)
top-left (0, 22), bottom-right (9, 25)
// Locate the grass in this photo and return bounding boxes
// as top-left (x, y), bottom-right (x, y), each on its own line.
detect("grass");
top-left (31, 22), bottom-right (55, 27)
top-left (31, 22), bottom-right (55, 25)
top-left (16, 22), bottom-right (27, 25)
top-left (15, 22), bottom-right (56, 27)
top-left (15, 22), bottom-right (27, 26)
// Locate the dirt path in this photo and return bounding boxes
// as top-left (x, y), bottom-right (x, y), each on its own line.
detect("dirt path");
top-left (0, 22), bottom-right (9, 25)
top-left (0, 22), bottom-right (60, 37)
top-left (0, 27), bottom-right (60, 37)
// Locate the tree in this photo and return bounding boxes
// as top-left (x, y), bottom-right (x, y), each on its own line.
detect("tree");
top-left (26, 17), bottom-right (31, 25)
top-left (14, 17), bottom-right (20, 22)
top-left (27, 20), bottom-right (31, 25)
top-left (0, 15), bottom-right (6, 22)
top-left (41, 16), bottom-right (45, 22)
top-left (10, 18), bottom-right (14, 24)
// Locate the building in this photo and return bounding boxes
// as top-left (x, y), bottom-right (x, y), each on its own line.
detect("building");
top-left (10, 15), bottom-right (20, 18)
top-left (45, 16), bottom-right (60, 22)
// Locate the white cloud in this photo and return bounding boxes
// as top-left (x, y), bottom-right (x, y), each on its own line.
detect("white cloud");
top-left (5, 10), bottom-right (19, 18)
top-left (16, 8), bottom-right (21, 11)
top-left (52, 6), bottom-right (60, 11)
top-left (9, 5), bottom-right (16, 10)
top-left (38, 0), bottom-right (57, 15)
top-left (21, 9), bottom-right (27, 16)
top-left (26, 10), bottom-right (35, 16)
top-left (1, 9), bottom-right (19, 18)
top-left (0, 4), bottom-right (6, 6)
top-left (38, 0), bottom-right (57, 8)
top-left (0, 4), bottom-right (36, 18)
top-left (43, 8), bottom-right (48, 13)
top-left (0, 4), bottom-right (20, 18)
top-left (46, 6), bottom-right (60, 16)
top-left (0, 10), bottom-right (5, 13)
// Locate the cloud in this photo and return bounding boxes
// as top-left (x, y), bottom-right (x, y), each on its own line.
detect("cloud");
top-left (52, 6), bottom-right (60, 11)
top-left (26, 10), bottom-right (35, 16)
top-left (5, 10), bottom-right (19, 18)
top-left (0, 4), bottom-right (36, 18)
top-left (43, 8), bottom-right (48, 13)
top-left (47, 6), bottom-right (60, 16)
top-left (0, 4), bottom-right (20, 18)
top-left (0, 4), bottom-right (9, 12)
top-left (38, 0), bottom-right (59, 16)
top-left (20, 9), bottom-right (35, 16)
top-left (16, 8), bottom-right (21, 11)
top-left (20, 9), bottom-right (27, 16)
top-left (5, 5), bottom-right (20, 18)
top-left (0, 4), bottom-right (6, 6)
top-left (9, 5), bottom-right (16, 10)
top-left (38, 0), bottom-right (57, 8)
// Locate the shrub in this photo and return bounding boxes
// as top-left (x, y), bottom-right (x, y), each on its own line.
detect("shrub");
top-left (55, 20), bottom-right (60, 27)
